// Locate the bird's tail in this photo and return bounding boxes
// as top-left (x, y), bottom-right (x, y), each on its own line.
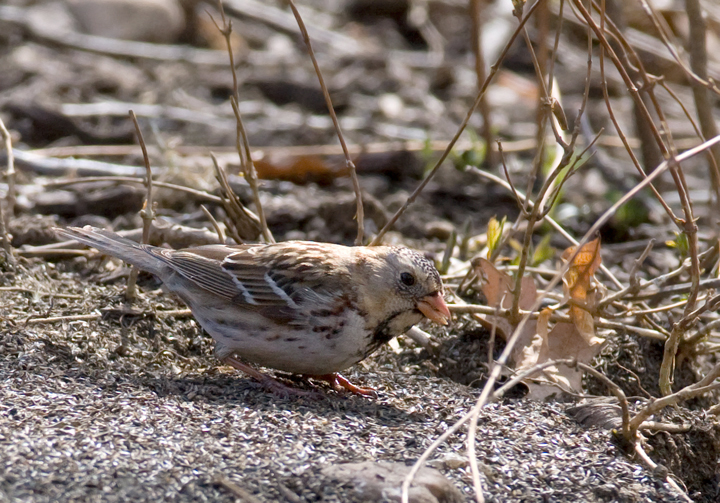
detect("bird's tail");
top-left (55, 226), bottom-right (167, 277)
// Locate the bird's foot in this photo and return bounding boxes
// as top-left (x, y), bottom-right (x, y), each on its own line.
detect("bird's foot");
top-left (222, 356), bottom-right (322, 399)
top-left (309, 373), bottom-right (378, 398)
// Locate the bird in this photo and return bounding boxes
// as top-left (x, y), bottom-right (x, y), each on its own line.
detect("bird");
top-left (56, 226), bottom-right (451, 397)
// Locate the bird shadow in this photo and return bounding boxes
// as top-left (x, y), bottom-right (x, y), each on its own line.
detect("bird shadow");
top-left (137, 371), bottom-right (431, 424)
top-left (1, 325), bottom-right (449, 426)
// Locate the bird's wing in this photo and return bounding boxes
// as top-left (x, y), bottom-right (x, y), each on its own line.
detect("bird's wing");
top-left (155, 244), bottom-right (314, 324)
top-left (222, 244), bottom-right (354, 322)
top-left (155, 247), bottom-right (249, 301)
top-left (159, 242), bottom-right (354, 325)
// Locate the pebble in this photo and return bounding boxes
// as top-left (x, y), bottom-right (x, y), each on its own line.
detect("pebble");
top-left (321, 461), bottom-right (464, 503)
top-left (66, 0), bottom-right (186, 43)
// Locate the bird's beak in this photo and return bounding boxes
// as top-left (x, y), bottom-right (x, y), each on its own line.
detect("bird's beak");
top-left (416, 291), bottom-right (451, 325)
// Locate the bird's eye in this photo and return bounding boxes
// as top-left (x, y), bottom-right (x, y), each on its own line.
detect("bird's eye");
top-left (400, 272), bottom-right (416, 286)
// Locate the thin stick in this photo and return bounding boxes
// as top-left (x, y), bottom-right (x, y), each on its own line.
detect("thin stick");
top-left (24, 313), bottom-right (103, 324)
top-left (469, 169), bottom-right (624, 290)
top-left (30, 135), bottom-right (705, 161)
top-left (229, 98), bottom-right (274, 244)
top-left (284, 0), bottom-right (364, 244)
top-left (448, 304), bottom-right (666, 341)
top-left (577, 363), bottom-right (631, 439)
top-left (468, 308), bottom-right (500, 503)
top-left (201, 205), bottom-right (225, 243)
top-left (633, 442), bottom-right (692, 503)
top-left (402, 358), bottom-right (575, 503)
top-left (125, 111), bottom-right (156, 300)
top-left (20, 309), bottom-right (193, 325)
top-left (0, 117), bottom-right (15, 264)
top-left (0, 287), bottom-right (82, 299)
top-left (46, 176), bottom-right (224, 204)
top-left (628, 362), bottom-right (720, 435)
top-left (213, 475), bottom-right (263, 503)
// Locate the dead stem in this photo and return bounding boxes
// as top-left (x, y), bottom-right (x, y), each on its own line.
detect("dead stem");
top-left (124, 111), bottom-right (156, 301)
top-left (471, 169), bottom-right (624, 288)
top-left (0, 117), bottom-right (15, 265)
top-left (413, 134), bottom-right (720, 503)
top-left (46, 176), bottom-right (224, 204)
top-left (659, 80), bottom-right (720, 204)
top-left (200, 205), bottom-right (225, 243)
top-left (20, 309), bottom-right (193, 325)
top-left (588, 0), bottom-right (677, 221)
top-left (633, 442), bottom-right (692, 502)
top-left (628, 362), bottom-right (720, 436)
top-left (210, 153), bottom-right (262, 243)
top-left (576, 363), bottom-right (631, 439)
top-left (0, 287), bottom-right (82, 299)
top-left (470, 0), bottom-right (496, 170)
top-left (448, 304), bottom-right (666, 341)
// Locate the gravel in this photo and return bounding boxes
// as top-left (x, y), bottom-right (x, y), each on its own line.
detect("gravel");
top-left (0, 264), bottom-right (688, 502)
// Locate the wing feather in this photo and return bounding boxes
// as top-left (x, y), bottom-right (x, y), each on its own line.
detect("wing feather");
top-left (155, 241), bottom-right (355, 326)
top-left (159, 251), bottom-right (241, 300)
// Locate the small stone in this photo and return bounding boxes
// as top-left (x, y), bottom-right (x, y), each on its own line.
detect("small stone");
top-left (378, 93), bottom-right (404, 119)
top-left (425, 221), bottom-right (455, 241)
top-left (321, 461), bottom-right (464, 503)
top-left (66, 0), bottom-right (186, 43)
top-left (441, 453), bottom-right (468, 470)
top-left (426, 459), bottom-right (444, 469)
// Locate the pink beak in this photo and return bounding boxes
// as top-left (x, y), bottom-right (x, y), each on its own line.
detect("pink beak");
top-left (416, 291), bottom-right (451, 325)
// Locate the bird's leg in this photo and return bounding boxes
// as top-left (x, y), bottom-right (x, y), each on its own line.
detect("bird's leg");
top-left (221, 356), bottom-right (320, 398)
top-left (309, 373), bottom-right (378, 398)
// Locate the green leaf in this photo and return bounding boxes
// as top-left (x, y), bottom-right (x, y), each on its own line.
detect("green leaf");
top-left (486, 216), bottom-right (506, 258)
top-left (666, 232), bottom-right (689, 258)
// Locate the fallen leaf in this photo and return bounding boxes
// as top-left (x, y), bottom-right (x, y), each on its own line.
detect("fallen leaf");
top-left (473, 258), bottom-right (537, 311)
top-left (519, 316), bottom-right (605, 400)
top-left (254, 154), bottom-right (342, 184)
top-left (514, 307), bottom-right (553, 372)
top-left (562, 237), bottom-right (602, 343)
top-left (472, 258), bottom-right (538, 363)
top-left (473, 257), bottom-right (513, 309)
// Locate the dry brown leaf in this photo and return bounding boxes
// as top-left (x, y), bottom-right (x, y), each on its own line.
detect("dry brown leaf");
top-left (514, 307), bottom-right (553, 372)
top-left (562, 237), bottom-right (603, 343)
top-left (472, 257), bottom-right (514, 339)
top-left (472, 258), bottom-right (538, 363)
top-left (473, 257), bottom-right (513, 309)
top-left (254, 154), bottom-right (341, 184)
top-left (471, 242), bottom-right (606, 399)
top-left (473, 258), bottom-right (537, 312)
top-left (519, 315), bottom-right (605, 400)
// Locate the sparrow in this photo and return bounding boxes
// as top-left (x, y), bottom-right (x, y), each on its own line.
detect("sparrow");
top-left (56, 226), bottom-right (451, 397)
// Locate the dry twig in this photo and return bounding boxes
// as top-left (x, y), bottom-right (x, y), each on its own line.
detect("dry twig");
top-left (124, 111), bottom-right (156, 300)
